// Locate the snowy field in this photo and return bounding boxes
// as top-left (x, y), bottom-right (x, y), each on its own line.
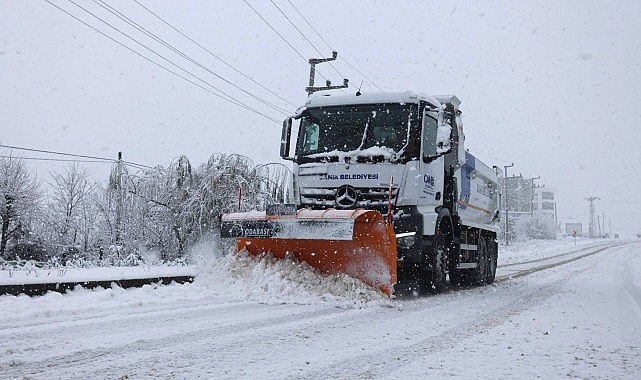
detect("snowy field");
top-left (1, 237), bottom-right (640, 379)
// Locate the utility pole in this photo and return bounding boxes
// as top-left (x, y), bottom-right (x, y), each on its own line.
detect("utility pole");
top-left (527, 176), bottom-right (540, 216)
top-left (504, 163), bottom-right (514, 244)
top-left (306, 51), bottom-right (349, 96)
top-left (115, 151), bottom-right (123, 244)
top-left (585, 196), bottom-right (599, 239)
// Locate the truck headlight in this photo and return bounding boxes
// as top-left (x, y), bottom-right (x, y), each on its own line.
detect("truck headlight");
top-left (396, 232), bottom-right (417, 248)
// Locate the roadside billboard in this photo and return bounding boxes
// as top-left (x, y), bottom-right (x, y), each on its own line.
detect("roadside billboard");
top-left (565, 223), bottom-right (583, 237)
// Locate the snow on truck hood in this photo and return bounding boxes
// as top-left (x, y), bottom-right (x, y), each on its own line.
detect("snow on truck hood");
top-left (306, 146), bottom-right (398, 162)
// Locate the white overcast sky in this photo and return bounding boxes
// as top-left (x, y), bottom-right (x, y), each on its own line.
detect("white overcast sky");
top-left (1, 0), bottom-right (640, 236)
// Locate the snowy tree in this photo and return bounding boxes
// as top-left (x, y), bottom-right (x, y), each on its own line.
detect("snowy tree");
top-left (120, 155), bottom-right (197, 260)
top-left (192, 154), bottom-right (264, 233)
top-left (47, 163), bottom-right (96, 247)
top-left (256, 163), bottom-right (291, 206)
top-left (123, 153), bottom-right (273, 260)
top-left (0, 154), bottom-right (41, 259)
top-left (162, 155), bottom-right (195, 258)
top-left (126, 166), bottom-right (174, 259)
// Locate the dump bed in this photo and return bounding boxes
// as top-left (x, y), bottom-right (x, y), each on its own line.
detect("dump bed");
top-left (456, 151), bottom-right (500, 231)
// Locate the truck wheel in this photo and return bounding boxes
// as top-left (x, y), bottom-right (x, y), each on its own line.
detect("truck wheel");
top-left (485, 238), bottom-right (498, 284)
top-left (449, 267), bottom-right (464, 287)
top-left (471, 237), bottom-right (487, 286)
top-left (429, 239), bottom-right (447, 294)
top-left (421, 220), bottom-right (451, 294)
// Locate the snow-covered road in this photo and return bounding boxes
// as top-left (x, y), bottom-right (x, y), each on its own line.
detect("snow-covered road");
top-left (1, 240), bottom-right (640, 379)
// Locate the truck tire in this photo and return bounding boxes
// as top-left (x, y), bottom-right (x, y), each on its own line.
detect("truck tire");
top-left (449, 266), bottom-right (464, 287)
top-left (485, 237), bottom-right (498, 284)
top-left (420, 219), bottom-right (451, 294)
top-left (470, 236), bottom-right (488, 286)
top-left (429, 233), bottom-right (447, 294)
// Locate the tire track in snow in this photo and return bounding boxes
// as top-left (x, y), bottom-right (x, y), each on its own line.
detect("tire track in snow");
top-left (498, 240), bottom-right (620, 268)
top-left (0, 298), bottom-right (272, 361)
top-left (496, 241), bottom-right (629, 281)
top-left (293, 242), bottom-right (617, 379)
top-left (77, 304), bottom-right (393, 379)
top-left (0, 296), bottom-right (247, 333)
top-left (0, 303), bottom-right (353, 379)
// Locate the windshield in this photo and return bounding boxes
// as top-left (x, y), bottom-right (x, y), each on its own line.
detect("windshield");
top-left (295, 103), bottom-right (419, 164)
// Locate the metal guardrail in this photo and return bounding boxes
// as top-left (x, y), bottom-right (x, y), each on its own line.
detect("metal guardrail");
top-left (0, 260), bottom-right (50, 269)
top-left (0, 275), bottom-right (194, 297)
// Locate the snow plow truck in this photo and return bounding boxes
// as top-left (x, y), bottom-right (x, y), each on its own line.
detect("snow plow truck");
top-left (221, 91), bottom-right (501, 296)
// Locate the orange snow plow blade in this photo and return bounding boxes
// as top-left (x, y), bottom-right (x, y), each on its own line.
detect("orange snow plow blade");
top-left (220, 207), bottom-right (397, 295)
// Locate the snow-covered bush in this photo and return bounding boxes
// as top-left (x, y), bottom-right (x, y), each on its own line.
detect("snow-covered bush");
top-left (514, 214), bottom-right (557, 240)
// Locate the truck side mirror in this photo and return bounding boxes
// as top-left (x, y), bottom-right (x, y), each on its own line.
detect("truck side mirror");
top-left (280, 118), bottom-right (293, 160)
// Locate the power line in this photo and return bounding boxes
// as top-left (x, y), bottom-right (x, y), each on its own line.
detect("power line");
top-left (97, 0), bottom-right (290, 115)
top-left (270, 0), bottom-right (324, 56)
top-left (338, 56), bottom-right (384, 92)
top-left (268, 0), bottom-right (345, 81)
top-left (0, 155), bottom-right (107, 164)
top-left (242, 0), bottom-right (307, 62)
top-left (241, 0), bottom-right (330, 83)
top-left (285, 0), bottom-right (383, 91)
top-left (132, 0), bottom-right (297, 109)
top-left (0, 144), bottom-right (154, 170)
top-left (45, 0), bottom-right (281, 124)
top-left (285, 0), bottom-right (333, 52)
top-left (94, 0), bottom-right (291, 115)
top-left (65, 0), bottom-right (283, 120)
top-left (2, 144), bottom-right (113, 162)
top-left (48, 0), bottom-right (275, 121)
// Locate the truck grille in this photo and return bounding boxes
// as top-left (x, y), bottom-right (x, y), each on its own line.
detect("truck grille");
top-left (300, 186), bottom-right (399, 211)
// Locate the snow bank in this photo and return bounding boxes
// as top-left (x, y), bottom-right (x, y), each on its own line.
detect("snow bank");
top-left (3, 235), bottom-right (610, 312)
top-left (0, 250), bottom-right (392, 324)
top-left (0, 232), bottom-right (394, 312)
top-left (0, 280), bottom-right (202, 322)
top-left (182, 233), bottom-right (393, 308)
top-left (193, 248), bottom-right (392, 309)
